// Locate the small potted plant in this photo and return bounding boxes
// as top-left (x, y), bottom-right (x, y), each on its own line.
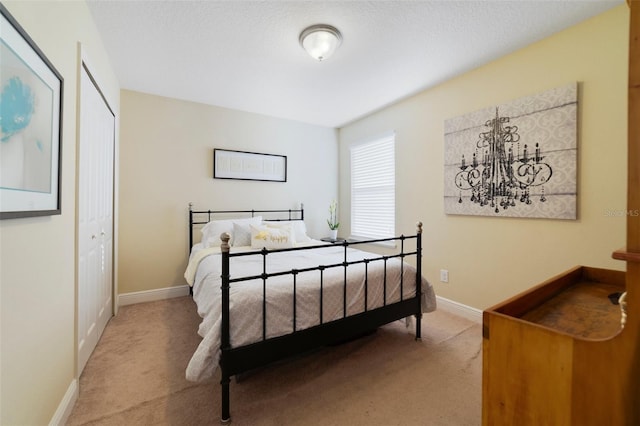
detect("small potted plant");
top-left (327, 199), bottom-right (339, 240)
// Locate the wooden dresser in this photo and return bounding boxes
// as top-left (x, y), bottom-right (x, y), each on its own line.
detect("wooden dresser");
top-left (482, 1), bottom-right (640, 425)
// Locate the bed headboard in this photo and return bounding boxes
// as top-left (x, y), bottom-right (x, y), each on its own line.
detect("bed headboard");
top-left (188, 202), bottom-right (305, 250)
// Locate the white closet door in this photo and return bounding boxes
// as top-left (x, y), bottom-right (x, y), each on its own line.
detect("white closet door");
top-left (77, 64), bottom-right (114, 374)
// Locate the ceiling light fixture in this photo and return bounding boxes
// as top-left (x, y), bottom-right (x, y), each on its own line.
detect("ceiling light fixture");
top-left (299, 24), bottom-right (342, 62)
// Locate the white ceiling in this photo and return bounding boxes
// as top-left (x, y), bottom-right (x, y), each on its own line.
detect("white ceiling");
top-left (87, 0), bottom-right (622, 128)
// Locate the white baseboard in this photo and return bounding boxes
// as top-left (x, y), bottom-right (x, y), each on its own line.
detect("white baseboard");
top-left (49, 379), bottom-right (78, 426)
top-left (118, 285), bottom-right (190, 307)
top-left (436, 295), bottom-right (483, 323)
top-left (118, 287), bottom-right (481, 324)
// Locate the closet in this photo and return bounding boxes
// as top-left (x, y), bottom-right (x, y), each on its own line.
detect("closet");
top-left (77, 60), bottom-right (115, 375)
top-left (482, 1), bottom-right (639, 424)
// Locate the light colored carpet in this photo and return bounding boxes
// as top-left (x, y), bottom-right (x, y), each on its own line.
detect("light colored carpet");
top-left (67, 296), bottom-right (481, 425)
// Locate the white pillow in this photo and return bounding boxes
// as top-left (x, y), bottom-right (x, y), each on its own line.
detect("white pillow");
top-left (250, 224), bottom-right (294, 249)
top-left (201, 216), bottom-right (262, 248)
top-left (265, 220), bottom-right (311, 243)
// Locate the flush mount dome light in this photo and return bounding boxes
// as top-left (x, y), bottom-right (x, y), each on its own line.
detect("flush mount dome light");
top-left (299, 24), bottom-right (342, 62)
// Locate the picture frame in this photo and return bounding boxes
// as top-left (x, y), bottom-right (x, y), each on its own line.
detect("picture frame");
top-left (0, 4), bottom-right (64, 219)
top-left (443, 83), bottom-right (577, 220)
top-left (213, 149), bottom-right (287, 182)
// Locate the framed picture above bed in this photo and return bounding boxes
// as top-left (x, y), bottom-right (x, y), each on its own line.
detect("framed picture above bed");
top-left (213, 148), bottom-right (287, 182)
top-left (0, 4), bottom-right (64, 219)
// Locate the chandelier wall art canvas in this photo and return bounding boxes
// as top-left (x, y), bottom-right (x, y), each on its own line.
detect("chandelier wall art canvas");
top-left (444, 83), bottom-right (577, 220)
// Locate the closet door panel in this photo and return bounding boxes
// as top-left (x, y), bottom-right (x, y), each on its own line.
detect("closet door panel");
top-left (77, 64), bottom-right (114, 374)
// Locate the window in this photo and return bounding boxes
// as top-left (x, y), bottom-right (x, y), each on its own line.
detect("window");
top-left (350, 132), bottom-right (395, 241)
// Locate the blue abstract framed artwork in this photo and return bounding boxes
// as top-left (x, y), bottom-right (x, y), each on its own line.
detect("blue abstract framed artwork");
top-left (0, 4), bottom-right (63, 219)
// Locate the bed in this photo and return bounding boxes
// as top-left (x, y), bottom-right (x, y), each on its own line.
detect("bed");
top-left (184, 204), bottom-right (436, 423)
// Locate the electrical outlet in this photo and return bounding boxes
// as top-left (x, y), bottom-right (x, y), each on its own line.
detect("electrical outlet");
top-left (440, 269), bottom-right (449, 283)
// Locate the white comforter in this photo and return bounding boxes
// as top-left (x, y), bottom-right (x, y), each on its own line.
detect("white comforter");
top-left (185, 241), bottom-right (436, 382)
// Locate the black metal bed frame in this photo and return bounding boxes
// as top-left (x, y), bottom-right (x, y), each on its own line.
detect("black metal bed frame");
top-left (188, 205), bottom-right (423, 423)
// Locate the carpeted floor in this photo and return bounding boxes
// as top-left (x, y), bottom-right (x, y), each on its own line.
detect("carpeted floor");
top-left (67, 296), bottom-right (481, 425)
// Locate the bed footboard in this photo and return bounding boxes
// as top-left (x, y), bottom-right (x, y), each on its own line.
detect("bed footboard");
top-left (217, 223), bottom-right (424, 423)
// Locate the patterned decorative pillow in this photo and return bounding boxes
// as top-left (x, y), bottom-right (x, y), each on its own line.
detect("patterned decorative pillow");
top-left (200, 216), bottom-right (262, 247)
top-left (250, 224), bottom-right (294, 249)
top-left (231, 221), bottom-right (252, 247)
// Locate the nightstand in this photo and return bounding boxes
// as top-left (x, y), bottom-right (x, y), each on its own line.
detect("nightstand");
top-left (320, 237), bottom-right (346, 244)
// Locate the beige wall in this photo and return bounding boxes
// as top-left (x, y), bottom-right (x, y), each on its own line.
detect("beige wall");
top-left (118, 90), bottom-right (338, 294)
top-left (0, 1), bottom-right (120, 424)
top-left (339, 6), bottom-right (630, 310)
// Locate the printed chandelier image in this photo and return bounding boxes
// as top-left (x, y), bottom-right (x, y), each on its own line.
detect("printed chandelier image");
top-left (454, 108), bottom-right (553, 214)
top-left (444, 83), bottom-right (577, 220)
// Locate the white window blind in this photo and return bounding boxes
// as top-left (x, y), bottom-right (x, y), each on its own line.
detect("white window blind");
top-left (350, 133), bottom-right (395, 241)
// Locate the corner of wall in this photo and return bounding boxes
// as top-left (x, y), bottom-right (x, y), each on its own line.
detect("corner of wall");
top-left (48, 380), bottom-right (78, 426)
